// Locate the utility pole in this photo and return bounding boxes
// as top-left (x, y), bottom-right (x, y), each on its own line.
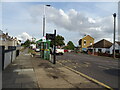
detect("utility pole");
top-left (113, 13), bottom-right (116, 58)
top-left (53, 30), bottom-right (56, 64)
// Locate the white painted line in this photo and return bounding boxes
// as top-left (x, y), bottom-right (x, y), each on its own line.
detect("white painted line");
top-left (12, 64), bottom-right (17, 66)
top-left (22, 68), bottom-right (34, 72)
top-left (25, 54), bottom-right (31, 56)
top-left (13, 69), bottom-right (22, 72)
top-left (98, 66), bottom-right (109, 69)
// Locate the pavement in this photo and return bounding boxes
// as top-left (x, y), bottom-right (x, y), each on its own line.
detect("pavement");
top-left (2, 49), bottom-right (105, 89)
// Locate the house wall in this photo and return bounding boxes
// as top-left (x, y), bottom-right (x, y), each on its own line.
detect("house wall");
top-left (1, 46), bottom-right (20, 70)
top-left (1, 40), bottom-right (18, 50)
top-left (11, 50), bottom-right (16, 62)
top-left (88, 48), bottom-right (110, 53)
top-left (0, 46), bottom-right (2, 89)
top-left (4, 51), bottom-right (12, 69)
top-left (0, 31), bottom-right (3, 47)
top-left (95, 48), bottom-right (107, 53)
top-left (81, 36), bottom-right (94, 50)
top-left (109, 43), bottom-right (120, 54)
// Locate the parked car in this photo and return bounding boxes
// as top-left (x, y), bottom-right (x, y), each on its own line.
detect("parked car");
top-left (64, 49), bottom-right (68, 52)
top-left (35, 48), bottom-right (40, 52)
top-left (50, 47), bottom-right (64, 55)
top-left (56, 48), bottom-right (64, 55)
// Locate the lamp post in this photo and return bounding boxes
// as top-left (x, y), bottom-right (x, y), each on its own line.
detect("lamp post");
top-left (43, 5), bottom-right (51, 37)
top-left (113, 13), bottom-right (116, 58)
top-left (42, 5), bottom-right (51, 59)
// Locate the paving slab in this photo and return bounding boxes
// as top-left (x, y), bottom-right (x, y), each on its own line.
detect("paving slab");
top-left (21, 82), bottom-right (39, 88)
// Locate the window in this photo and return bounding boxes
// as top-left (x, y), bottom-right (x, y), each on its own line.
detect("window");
top-left (98, 49), bottom-right (101, 52)
top-left (84, 40), bottom-right (86, 45)
top-left (90, 42), bottom-right (92, 45)
top-left (115, 50), bottom-right (119, 53)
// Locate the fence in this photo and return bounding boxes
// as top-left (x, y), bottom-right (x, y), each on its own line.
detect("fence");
top-left (0, 46), bottom-right (20, 70)
top-left (0, 46), bottom-right (2, 90)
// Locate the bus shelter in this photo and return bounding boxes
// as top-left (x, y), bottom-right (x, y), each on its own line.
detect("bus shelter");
top-left (36, 39), bottom-right (51, 60)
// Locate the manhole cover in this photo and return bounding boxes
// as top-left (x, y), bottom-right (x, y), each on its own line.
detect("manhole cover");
top-left (52, 75), bottom-right (58, 79)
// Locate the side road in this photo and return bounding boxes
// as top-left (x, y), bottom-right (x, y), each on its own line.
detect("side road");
top-left (3, 49), bottom-right (105, 89)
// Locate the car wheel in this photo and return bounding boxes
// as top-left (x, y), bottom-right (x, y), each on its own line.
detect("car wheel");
top-left (61, 53), bottom-right (63, 55)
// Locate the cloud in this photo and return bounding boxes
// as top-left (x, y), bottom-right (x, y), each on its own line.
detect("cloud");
top-left (17, 32), bottom-right (32, 42)
top-left (3, 3), bottom-right (118, 46)
top-left (28, 5), bottom-right (116, 42)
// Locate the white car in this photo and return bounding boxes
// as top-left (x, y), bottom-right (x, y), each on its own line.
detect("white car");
top-left (56, 48), bottom-right (64, 55)
top-left (35, 48), bottom-right (40, 52)
top-left (50, 47), bottom-right (64, 55)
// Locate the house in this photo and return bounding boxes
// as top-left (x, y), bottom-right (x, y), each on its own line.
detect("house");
top-left (0, 30), bottom-right (3, 45)
top-left (88, 39), bottom-right (112, 54)
top-left (78, 35), bottom-right (94, 51)
top-left (109, 41), bottom-right (120, 54)
top-left (30, 44), bottom-right (36, 50)
top-left (0, 30), bottom-right (21, 49)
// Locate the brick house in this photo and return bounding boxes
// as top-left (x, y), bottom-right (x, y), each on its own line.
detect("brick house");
top-left (78, 35), bottom-right (94, 51)
top-left (87, 39), bottom-right (112, 55)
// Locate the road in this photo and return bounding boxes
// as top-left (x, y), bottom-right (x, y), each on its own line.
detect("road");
top-left (56, 52), bottom-right (120, 89)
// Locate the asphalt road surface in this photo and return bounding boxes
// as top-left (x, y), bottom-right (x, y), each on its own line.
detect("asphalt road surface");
top-left (56, 52), bottom-right (120, 89)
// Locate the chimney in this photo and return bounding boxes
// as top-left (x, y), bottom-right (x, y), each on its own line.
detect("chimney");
top-left (6, 33), bottom-right (8, 36)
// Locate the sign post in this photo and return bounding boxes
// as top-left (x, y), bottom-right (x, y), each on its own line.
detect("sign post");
top-left (46, 30), bottom-right (56, 64)
top-left (53, 30), bottom-right (56, 64)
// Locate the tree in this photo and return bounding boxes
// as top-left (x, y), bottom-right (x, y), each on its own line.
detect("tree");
top-left (22, 39), bottom-right (31, 47)
top-left (50, 35), bottom-right (65, 47)
top-left (64, 41), bottom-right (75, 50)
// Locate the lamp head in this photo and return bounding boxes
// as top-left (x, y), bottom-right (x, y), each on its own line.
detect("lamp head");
top-left (113, 13), bottom-right (116, 17)
top-left (46, 5), bottom-right (51, 7)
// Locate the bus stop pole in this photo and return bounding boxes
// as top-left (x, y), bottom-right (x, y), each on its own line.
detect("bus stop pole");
top-left (53, 30), bottom-right (56, 64)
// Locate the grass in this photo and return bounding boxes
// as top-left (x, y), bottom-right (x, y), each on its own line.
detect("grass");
top-left (28, 48), bottom-right (36, 54)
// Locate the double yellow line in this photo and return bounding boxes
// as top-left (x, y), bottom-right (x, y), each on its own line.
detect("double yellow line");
top-left (57, 62), bottom-right (113, 90)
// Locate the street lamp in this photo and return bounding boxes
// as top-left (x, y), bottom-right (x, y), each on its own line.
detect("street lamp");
top-left (42, 5), bottom-right (51, 59)
top-left (43, 5), bottom-right (51, 37)
top-left (113, 13), bottom-right (116, 58)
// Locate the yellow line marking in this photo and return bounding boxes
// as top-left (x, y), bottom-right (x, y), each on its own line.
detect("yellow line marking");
top-left (57, 61), bottom-right (113, 90)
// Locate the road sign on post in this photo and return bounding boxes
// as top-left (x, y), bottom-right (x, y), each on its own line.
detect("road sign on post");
top-left (46, 33), bottom-right (55, 40)
top-left (46, 30), bottom-right (56, 64)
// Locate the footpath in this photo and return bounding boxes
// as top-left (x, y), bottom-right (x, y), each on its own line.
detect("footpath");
top-left (2, 49), bottom-right (105, 89)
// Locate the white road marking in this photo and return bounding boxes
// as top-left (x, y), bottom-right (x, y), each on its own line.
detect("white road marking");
top-left (98, 66), bottom-right (109, 69)
top-left (13, 69), bottom-right (22, 72)
top-left (13, 68), bottom-right (34, 72)
top-left (22, 68), bottom-right (33, 72)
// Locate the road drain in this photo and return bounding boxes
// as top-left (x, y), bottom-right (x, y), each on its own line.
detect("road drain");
top-left (52, 75), bottom-right (58, 79)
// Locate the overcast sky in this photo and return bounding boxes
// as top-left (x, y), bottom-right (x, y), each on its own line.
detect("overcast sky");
top-left (1, 1), bottom-right (119, 46)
